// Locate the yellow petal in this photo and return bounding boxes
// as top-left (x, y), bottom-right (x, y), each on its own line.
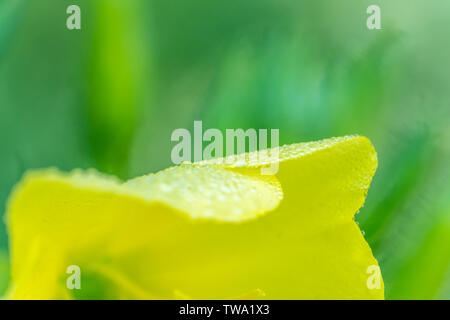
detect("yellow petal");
top-left (4, 135), bottom-right (383, 299)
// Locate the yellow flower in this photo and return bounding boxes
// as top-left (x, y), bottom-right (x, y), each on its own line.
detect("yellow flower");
top-left (3, 135), bottom-right (384, 299)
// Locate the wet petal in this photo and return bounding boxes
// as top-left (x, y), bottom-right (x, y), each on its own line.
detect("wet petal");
top-left (4, 135), bottom-right (383, 299)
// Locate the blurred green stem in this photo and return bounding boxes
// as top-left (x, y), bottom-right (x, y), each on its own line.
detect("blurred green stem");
top-left (87, 0), bottom-right (151, 178)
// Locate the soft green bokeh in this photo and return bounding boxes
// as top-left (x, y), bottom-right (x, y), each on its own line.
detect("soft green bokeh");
top-left (0, 0), bottom-right (449, 299)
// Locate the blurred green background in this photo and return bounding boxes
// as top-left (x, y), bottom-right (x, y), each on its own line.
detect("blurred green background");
top-left (0, 0), bottom-right (449, 299)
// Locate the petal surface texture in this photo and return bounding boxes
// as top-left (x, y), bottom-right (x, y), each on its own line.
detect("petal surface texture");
top-left (4, 135), bottom-right (384, 299)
